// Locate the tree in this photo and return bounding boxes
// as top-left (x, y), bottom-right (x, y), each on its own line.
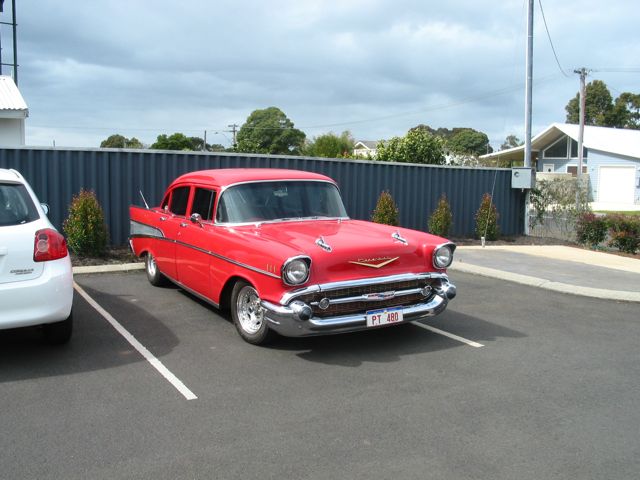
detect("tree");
top-left (304, 131), bottom-right (354, 158)
top-left (446, 128), bottom-right (492, 156)
top-left (610, 92), bottom-right (640, 129)
top-left (150, 133), bottom-right (194, 151)
top-left (565, 80), bottom-right (613, 126)
top-left (376, 128), bottom-right (445, 165)
top-left (236, 107), bottom-right (306, 155)
top-left (371, 191), bottom-right (399, 226)
top-left (100, 134), bottom-right (143, 149)
top-left (500, 134), bottom-right (523, 150)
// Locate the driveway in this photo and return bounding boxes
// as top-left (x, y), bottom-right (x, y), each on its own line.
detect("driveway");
top-left (1, 270), bottom-right (639, 479)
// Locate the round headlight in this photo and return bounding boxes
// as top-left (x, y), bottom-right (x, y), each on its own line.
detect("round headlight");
top-left (282, 257), bottom-right (310, 285)
top-left (433, 245), bottom-right (454, 269)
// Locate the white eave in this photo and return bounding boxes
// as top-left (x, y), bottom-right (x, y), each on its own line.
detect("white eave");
top-left (482, 123), bottom-right (640, 162)
top-left (0, 75), bottom-right (29, 119)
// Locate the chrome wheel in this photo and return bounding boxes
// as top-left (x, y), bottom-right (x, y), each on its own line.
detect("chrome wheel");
top-left (147, 254), bottom-right (158, 277)
top-left (230, 281), bottom-right (274, 345)
top-left (145, 252), bottom-right (166, 286)
top-left (236, 285), bottom-right (263, 335)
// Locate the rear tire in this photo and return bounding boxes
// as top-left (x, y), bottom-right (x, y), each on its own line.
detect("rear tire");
top-left (43, 312), bottom-right (73, 345)
top-left (230, 281), bottom-right (274, 345)
top-left (145, 252), bottom-right (167, 286)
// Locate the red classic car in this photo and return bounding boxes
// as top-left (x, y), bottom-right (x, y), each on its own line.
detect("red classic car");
top-left (129, 169), bottom-right (456, 344)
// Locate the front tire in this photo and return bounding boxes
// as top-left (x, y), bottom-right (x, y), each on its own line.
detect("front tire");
top-left (43, 312), bottom-right (73, 345)
top-left (231, 281), bottom-right (274, 345)
top-left (145, 252), bottom-right (167, 287)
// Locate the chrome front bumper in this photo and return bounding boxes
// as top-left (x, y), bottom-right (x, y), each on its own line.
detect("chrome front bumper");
top-left (260, 274), bottom-right (456, 337)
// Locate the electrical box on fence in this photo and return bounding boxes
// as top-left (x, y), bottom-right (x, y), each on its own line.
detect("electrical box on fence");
top-left (511, 167), bottom-right (535, 189)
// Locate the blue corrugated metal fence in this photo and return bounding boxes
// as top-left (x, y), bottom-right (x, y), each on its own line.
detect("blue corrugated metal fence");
top-left (0, 147), bottom-right (525, 245)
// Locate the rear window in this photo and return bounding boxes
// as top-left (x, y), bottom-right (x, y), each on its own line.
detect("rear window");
top-left (0, 183), bottom-right (40, 227)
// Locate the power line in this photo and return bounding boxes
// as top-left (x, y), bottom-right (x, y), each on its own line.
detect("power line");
top-left (538, 0), bottom-right (570, 78)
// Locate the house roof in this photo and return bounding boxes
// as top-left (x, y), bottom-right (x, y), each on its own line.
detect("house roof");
top-left (482, 123), bottom-right (640, 162)
top-left (354, 141), bottom-right (378, 150)
top-left (0, 76), bottom-right (28, 118)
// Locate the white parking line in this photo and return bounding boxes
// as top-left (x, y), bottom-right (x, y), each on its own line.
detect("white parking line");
top-left (411, 321), bottom-right (484, 348)
top-left (74, 282), bottom-right (198, 401)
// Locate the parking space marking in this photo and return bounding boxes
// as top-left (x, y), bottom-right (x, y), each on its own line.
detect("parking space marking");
top-left (411, 321), bottom-right (484, 348)
top-left (74, 282), bottom-right (198, 401)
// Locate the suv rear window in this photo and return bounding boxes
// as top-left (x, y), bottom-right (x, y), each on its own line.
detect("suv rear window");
top-left (0, 183), bottom-right (39, 227)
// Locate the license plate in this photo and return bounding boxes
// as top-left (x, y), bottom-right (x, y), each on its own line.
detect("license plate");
top-left (366, 307), bottom-right (403, 327)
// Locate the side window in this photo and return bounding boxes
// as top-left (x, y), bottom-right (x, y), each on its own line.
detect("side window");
top-left (191, 188), bottom-right (216, 221)
top-left (169, 186), bottom-right (190, 216)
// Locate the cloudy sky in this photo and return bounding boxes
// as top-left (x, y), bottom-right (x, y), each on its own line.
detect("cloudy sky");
top-left (3, 0), bottom-right (638, 150)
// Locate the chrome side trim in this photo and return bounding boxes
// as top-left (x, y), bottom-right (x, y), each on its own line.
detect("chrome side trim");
top-left (129, 232), bottom-right (280, 280)
top-left (130, 220), bottom-right (165, 238)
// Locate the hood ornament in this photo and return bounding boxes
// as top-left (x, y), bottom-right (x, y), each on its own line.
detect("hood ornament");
top-left (349, 257), bottom-right (399, 269)
top-left (315, 236), bottom-right (332, 252)
top-left (392, 231), bottom-right (408, 245)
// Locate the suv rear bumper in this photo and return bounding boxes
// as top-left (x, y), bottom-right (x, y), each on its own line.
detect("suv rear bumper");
top-left (0, 257), bottom-right (73, 329)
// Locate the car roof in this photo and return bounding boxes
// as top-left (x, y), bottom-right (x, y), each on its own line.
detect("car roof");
top-left (172, 168), bottom-right (336, 188)
top-left (0, 168), bottom-right (24, 183)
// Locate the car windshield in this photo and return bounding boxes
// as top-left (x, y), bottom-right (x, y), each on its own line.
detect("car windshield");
top-left (216, 181), bottom-right (348, 224)
top-left (0, 183), bottom-right (39, 227)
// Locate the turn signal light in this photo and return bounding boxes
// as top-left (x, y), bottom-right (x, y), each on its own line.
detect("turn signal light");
top-left (33, 229), bottom-right (68, 262)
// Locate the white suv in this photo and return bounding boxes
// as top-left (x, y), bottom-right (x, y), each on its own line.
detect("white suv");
top-left (0, 169), bottom-right (74, 344)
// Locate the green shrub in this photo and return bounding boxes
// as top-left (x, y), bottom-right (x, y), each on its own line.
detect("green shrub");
top-left (428, 194), bottom-right (453, 237)
top-left (63, 189), bottom-right (108, 257)
top-left (575, 212), bottom-right (608, 247)
top-left (474, 193), bottom-right (500, 240)
top-left (607, 215), bottom-right (640, 254)
top-left (371, 190), bottom-right (399, 226)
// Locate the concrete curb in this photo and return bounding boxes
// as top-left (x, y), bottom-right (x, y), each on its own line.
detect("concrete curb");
top-left (73, 263), bottom-right (145, 275)
top-left (449, 262), bottom-right (640, 303)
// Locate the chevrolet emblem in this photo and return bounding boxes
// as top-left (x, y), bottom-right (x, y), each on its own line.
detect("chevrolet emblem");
top-left (349, 257), bottom-right (399, 268)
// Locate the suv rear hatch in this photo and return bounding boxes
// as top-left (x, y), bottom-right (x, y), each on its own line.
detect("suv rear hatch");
top-left (0, 182), bottom-right (44, 284)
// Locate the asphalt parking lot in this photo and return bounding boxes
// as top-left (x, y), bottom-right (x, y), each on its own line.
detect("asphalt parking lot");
top-left (2, 270), bottom-right (640, 480)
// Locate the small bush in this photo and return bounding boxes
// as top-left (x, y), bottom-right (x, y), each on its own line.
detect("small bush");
top-left (371, 190), bottom-right (399, 226)
top-left (607, 215), bottom-right (640, 254)
top-left (63, 189), bottom-right (108, 257)
top-left (428, 194), bottom-right (453, 237)
top-left (575, 212), bottom-right (608, 247)
top-left (475, 193), bottom-right (500, 240)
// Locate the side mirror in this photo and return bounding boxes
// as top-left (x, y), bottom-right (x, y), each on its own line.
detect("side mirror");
top-left (40, 203), bottom-right (50, 215)
top-left (190, 213), bottom-right (203, 227)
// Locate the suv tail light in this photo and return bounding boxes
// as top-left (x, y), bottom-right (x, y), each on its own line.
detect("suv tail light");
top-left (34, 229), bottom-right (68, 262)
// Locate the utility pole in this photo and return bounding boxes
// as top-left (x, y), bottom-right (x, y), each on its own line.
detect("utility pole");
top-left (574, 67), bottom-right (589, 209)
top-left (524, 0), bottom-right (534, 169)
top-left (523, 0), bottom-right (534, 236)
top-left (227, 124), bottom-right (239, 149)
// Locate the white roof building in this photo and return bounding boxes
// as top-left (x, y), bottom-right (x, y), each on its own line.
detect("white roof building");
top-left (482, 123), bottom-right (640, 209)
top-left (0, 75), bottom-right (28, 146)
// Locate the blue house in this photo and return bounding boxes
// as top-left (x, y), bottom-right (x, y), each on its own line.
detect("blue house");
top-left (483, 123), bottom-right (640, 210)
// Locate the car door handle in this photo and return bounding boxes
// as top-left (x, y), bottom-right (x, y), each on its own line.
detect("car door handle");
top-left (159, 217), bottom-right (167, 222)
top-left (180, 222), bottom-right (188, 228)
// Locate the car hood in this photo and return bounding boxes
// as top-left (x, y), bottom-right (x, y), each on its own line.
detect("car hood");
top-left (239, 219), bottom-right (450, 282)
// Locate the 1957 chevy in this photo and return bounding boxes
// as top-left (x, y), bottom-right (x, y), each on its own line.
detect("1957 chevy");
top-left (129, 169), bottom-right (456, 344)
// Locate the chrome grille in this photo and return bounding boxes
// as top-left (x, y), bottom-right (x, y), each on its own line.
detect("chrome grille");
top-left (294, 279), bottom-right (438, 318)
